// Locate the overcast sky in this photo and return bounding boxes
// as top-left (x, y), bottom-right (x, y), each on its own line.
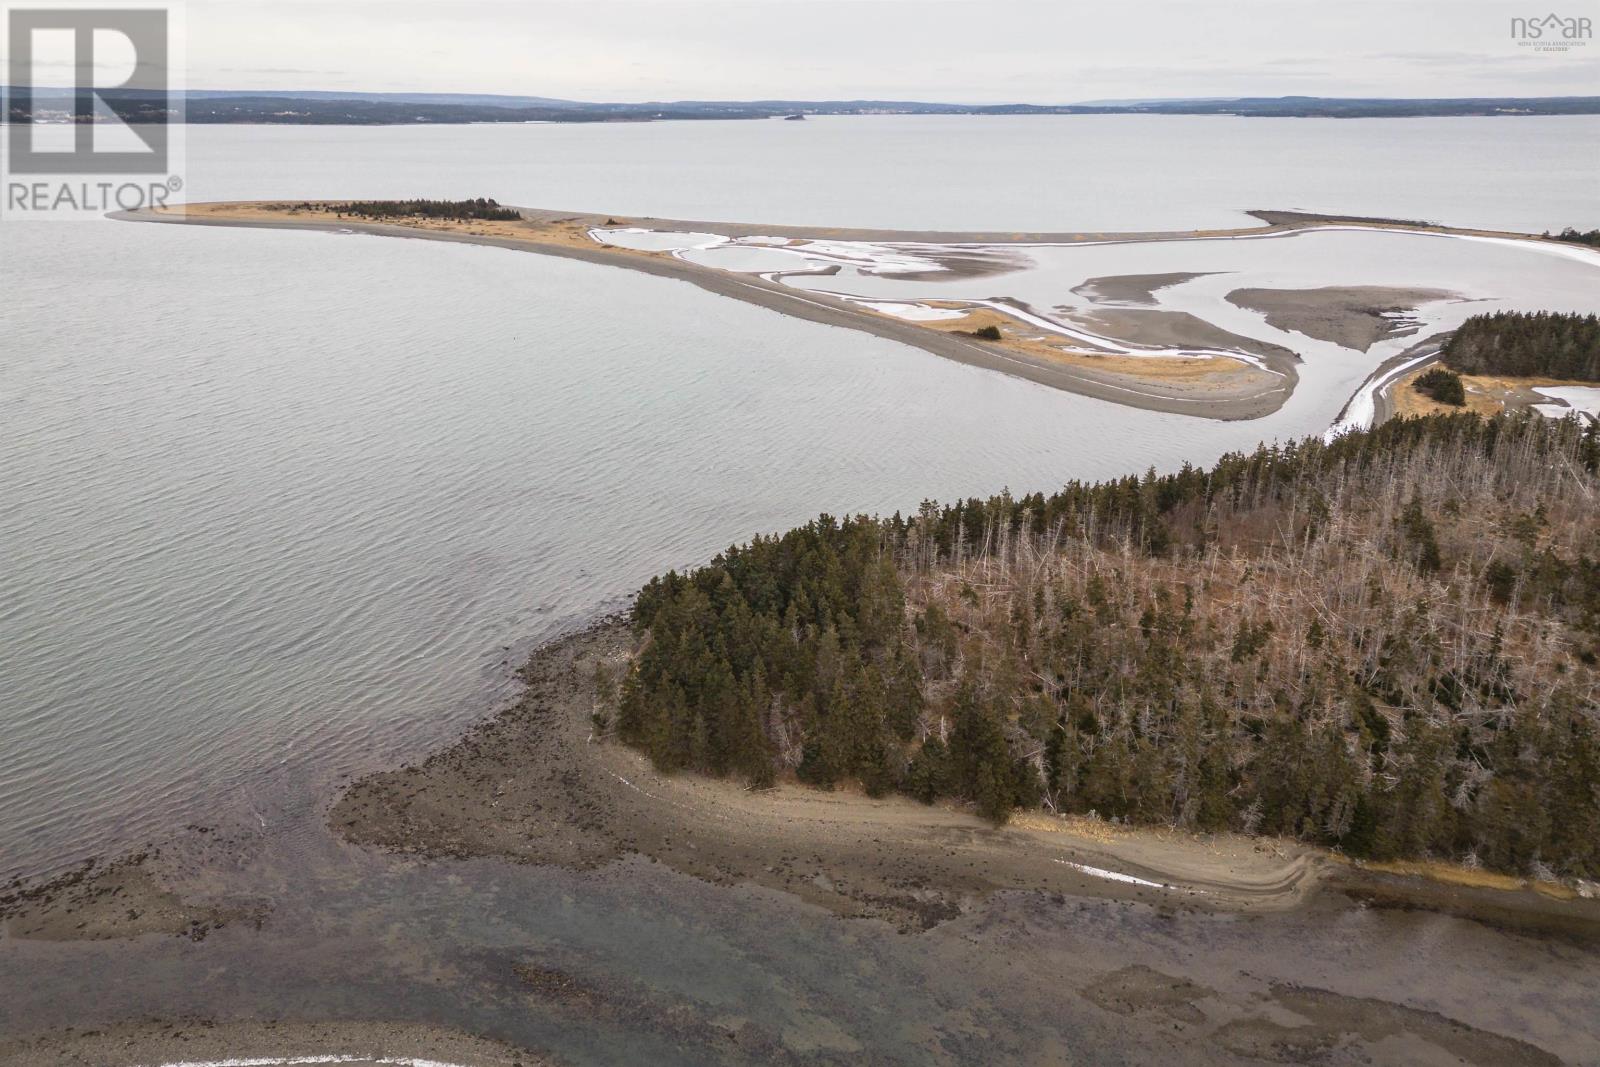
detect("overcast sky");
top-left (12, 0), bottom-right (1600, 100)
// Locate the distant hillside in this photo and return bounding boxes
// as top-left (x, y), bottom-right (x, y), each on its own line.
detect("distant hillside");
top-left (6, 90), bottom-right (1599, 125)
top-left (1100, 95), bottom-right (1600, 118)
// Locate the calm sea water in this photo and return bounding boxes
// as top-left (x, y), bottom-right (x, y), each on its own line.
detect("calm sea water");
top-left (176, 114), bottom-right (1600, 232)
top-left (3, 115), bottom-right (1598, 876)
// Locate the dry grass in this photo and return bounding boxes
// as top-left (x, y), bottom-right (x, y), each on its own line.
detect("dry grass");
top-left (168, 200), bottom-right (639, 257)
top-left (1357, 858), bottom-right (1579, 900)
top-left (918, 307), bottom-right (1267, 388)
top-left (1390, 364), bottom-right (1593, 420)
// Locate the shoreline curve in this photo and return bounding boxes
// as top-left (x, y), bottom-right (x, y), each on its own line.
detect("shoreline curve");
top-left (119, 203), bottom-right (1530, 423)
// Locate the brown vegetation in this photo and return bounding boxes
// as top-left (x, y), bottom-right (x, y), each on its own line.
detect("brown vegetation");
top-left (622, 414), bottom-right (1600, 878)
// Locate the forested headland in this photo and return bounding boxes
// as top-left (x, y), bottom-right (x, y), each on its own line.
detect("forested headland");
top-left (615, 413), bottom-right (1600, 879)
top-left (1442, 311), bottom-right (1600, 381)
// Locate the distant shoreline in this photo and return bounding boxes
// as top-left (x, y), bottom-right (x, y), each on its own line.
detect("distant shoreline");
top-left (17, 93), bottom-right (1600, 126)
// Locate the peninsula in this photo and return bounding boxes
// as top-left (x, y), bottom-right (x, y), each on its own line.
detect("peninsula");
top-left (124, 200), bottom-right (1600, 424)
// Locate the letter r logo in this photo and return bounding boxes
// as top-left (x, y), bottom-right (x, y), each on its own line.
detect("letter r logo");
top-left (7, 7), bottom-right (170, 174)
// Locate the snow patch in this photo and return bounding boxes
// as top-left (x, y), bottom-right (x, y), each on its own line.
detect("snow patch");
top-left (1324, 349), bottom-right (1439, 441)
top-left (1053, 858), bottom-right (1171, 890)
top-left (588, 227), bottom-right (728, 253)
top-left (142, 1057), bottom-right (473, 1067)
top-left (1533, 386), bottom-right (1600, 422)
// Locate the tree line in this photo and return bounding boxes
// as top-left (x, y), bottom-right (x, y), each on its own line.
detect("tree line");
top-left (615, 413), bottom-right (1600, 879)
top-left (321, 198), bottom-right (522, 222)
top-left (1442, 311), bottom-right (1600, 381)
top-left (1548, 228), bottom-right (1600, 249)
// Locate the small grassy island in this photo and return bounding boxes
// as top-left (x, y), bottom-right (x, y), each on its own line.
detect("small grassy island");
top-left (617, 412), bottom-right (1600, 880)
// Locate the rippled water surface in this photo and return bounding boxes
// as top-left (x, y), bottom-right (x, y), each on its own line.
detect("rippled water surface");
top-left (174, 114), bottom-right (1600, 232)
top-left (3, 219), bottom-right (1279, 876)
top-left (3, 115), bottom-right (1598, 876)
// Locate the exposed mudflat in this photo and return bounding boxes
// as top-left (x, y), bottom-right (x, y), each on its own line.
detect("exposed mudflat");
top-left (4, 622), bottom-right (1599, 1064)
top-left (331, 622), bottom-right (1330, 932)
top-left (312, 621), bottom-right (1600, 1063)
top-left (330, 622), bottom-right (1600, 941)
top-left (122, 202), bottom-right (1299, 420)
top-left (1071, 271), bottom-right (1216, 305)
top-left (1068, 306), bottom-right (1301, 370)
top-left (1226, 285), bottom-right (1457, 352)
top-left (0, 850), bottom-right (269, 944)
top-left (26, 204), bottom-right (1593, 1065)
top-left (1084, 965), bottom-right (1561, 1067)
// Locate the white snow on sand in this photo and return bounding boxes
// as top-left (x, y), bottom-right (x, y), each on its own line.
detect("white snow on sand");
top-left (588, 227), bottom-right (728, 253)
top-left (789, 240), bottom-right (946, 274)
top-left (145, 1057), bottom-right (474, 1067)
top-left (1324, 349), bottom-right (1439, 441)
top-left (1052, 858), bottom-right (1171, 890)
top-left (1533, 386), bottom-right (1600, 423)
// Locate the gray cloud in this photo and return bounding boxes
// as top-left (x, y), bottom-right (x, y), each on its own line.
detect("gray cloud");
top-left (166, 0), bottom-right (1600, 99)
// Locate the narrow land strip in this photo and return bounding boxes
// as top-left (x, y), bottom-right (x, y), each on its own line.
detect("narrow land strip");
top-left (127, 202), bottom-right (1560, 422)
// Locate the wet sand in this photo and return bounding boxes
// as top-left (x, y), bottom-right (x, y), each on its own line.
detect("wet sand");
top-left (0, 850), bottom-right (267, 943)
top-left (329, 622), bottom-right (1332, 931)
top-left (1226, 285), bottom-right (1456, 352)
top-left (1070, 271), bottom-right (1215, 305)
top-left (117, 202), bottom-right (1292, 420)
top-left (329, 621), bottom-right (1600, 939)
top-left (5, 621), bottom-right (1599, 1064)
top-left (1069, 306), bottom-right (1300, 369)
top-left (122, 202), bottom-right (1555, 423)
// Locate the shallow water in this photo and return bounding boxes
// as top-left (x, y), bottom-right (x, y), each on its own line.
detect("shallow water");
top-left (3, 823), bottom-right (1598, 1065)
top-left (3, 219), bottom-right (1302, 878)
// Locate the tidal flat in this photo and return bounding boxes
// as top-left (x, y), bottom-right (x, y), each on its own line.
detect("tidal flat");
top-left (5, 621), bottom-right (1599, 1066)
top-left (136, 202), bottom-right (1600, 429)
